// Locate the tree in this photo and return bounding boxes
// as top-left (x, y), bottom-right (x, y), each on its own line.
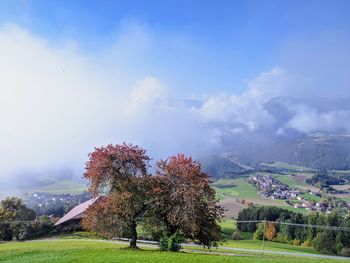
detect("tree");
top-left (253, 223), bottom-right (264, 240)
top-left (336, 216), bottom-right (350, 255)
top-left (0, 197), bottom-right (36, 240)
top-left (0, 197), bottom-right (24, 221)
top-left (232, 230), bottom-right (242, 240)
top-left (265, 222), bottom-right (277, 241)
top-left (82, 143), bottom-right (151, 248)
top-left (151, 154), bottom-right (224, 250)
top-left (313, 231), bottom-right (338, 255)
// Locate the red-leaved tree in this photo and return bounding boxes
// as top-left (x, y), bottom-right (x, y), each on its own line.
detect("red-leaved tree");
top-left (82, 143), bottom-right (150, 248)
top-left (151, 154), bottom-right (224, 250)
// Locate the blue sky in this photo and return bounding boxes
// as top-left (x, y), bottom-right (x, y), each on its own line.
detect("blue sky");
top-left (1, 0), bottom-right (349, 93)
top-left (0, 1), bottom-right (350, 176)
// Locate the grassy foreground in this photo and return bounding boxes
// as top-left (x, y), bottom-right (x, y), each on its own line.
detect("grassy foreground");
top-left (0, 240), bottom-right (344, 263)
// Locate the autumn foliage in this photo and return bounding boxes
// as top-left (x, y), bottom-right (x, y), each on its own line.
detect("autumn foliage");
top-left (151, 154), bottom-right (224, 249)
top-left (83, 143), bottom-right (150, 195)
top-left (82, 143), bottom-right (151, 248)
top-left (82, 143), bottom-right (224, 250)
top-left (265, 222), bottom-right (277, 241)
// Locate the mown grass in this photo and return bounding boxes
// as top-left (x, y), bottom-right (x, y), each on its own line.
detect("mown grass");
top-left (0, 240), bottom-right (342, 263)
top-left (262, 162), bottom-right (314, 172)
top-left (220, 219), bottom-right (236, 236)
top-left (276, 175), bottom-right (309, 189)
top-left (278, 205), bottom-right (309, 214)
top-left (300, 192), bottom-right (322, 202)
top-left (214, 178), bottom-right (261, 200)
top-left (0, 179), bottom-right (87, 198)
top-left (220, 219), bottom-right (253, 239)
top-left (224, 239), bottom-right (318, 254)
top-left (28, 179), bottom-right (87, 194)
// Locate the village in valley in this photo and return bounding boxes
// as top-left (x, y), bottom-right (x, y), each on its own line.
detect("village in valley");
top-left (247, 175), bottom-right (339, 213)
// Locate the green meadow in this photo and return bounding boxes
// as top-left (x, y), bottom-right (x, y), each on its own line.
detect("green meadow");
top-left (213, 178), bottom-right (261, 200)
top-left (0, 240), bottom-right (343, 263)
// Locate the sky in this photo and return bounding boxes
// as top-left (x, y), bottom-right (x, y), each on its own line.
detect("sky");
top-left (0, 0), bottom-right (349, 178)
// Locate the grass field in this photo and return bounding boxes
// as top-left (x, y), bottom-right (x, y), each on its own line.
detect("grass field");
top-left (0, 240), bottom-right (343, 263)
top-left (300, 192), bottom-right (322, 202)
top-left (275, 174), bottom-right (309, 189)
top-left (213, 178), bottom-right (261, 200)
top-left (0, 180), bottom-right (87, 199)
top-left (336, 195), bottom-right (350, 203)
top-left (35, 179), bottom-right (87, 194)
top-left (224, 240), bottom-right (318, 254)
top-left (261, 162), bottom-right (314, 172)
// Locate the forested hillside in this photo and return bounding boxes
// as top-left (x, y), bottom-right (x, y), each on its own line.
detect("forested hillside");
top-left (225, 135), bottom-right (350, 170)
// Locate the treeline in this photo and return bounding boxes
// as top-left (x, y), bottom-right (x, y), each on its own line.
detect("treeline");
top-left (306, 170), bottom-right (339, 192)
top-left (306, 169), bottom-right (350, 193)
top-left (237, 206), bottom-right (350, 256)
top-left (0, 197), bottom-right (54, 241)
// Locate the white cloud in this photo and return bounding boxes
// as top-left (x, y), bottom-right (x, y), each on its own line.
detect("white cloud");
top-left (0, 24), bottom-right (178, 177)
top-left (0, 24), bottom-right (208, 178)
top-left (242, 67), bottom-right (288, 102)
top-left (287, 106), bottom-right (350, 134)
top-left (131, 77), bottom-right (167, 103)
top-left (0, 23), bottom-right (349, 180)
top-left (190, 67), bottom-right (286, 131)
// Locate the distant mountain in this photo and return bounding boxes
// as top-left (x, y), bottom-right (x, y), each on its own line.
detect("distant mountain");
top-left (226, 134), bottom-right (350, 170)
top-left (290, 135), bottom-right (350, 170)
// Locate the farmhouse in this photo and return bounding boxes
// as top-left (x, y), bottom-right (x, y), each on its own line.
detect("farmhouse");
top-left (55, 196), bottom-right (102, 229)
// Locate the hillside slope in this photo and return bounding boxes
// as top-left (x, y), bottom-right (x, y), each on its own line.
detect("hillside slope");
top-left (200, 156), bottom-right (251, 178)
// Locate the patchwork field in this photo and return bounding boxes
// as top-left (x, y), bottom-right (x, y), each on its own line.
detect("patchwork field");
top-left (213, 176), bottom-right (309, 217)
top-left (213, 160), bottom-right (350, 217)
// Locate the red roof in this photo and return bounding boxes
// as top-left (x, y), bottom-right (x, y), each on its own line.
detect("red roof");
top-left (55, 196), bottom-right (102, 226)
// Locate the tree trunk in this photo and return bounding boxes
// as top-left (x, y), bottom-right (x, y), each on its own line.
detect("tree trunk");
top-left (130, 221), bottom-right (137, 248)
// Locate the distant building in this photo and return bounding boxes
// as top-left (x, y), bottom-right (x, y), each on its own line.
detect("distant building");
top-left (55, 196), bottom-right (102, 229)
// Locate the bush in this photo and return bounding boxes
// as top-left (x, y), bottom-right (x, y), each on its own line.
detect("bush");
top-left (292, 239), bottom-right (301, 246)
top-left (302, 240), bottom-right (312, 247)
top-left (275, 233), bottom-right (288, 243)
top-left (159, 233), bottom-right (184, 252)
top-left (0, 224), bottom-right (13, 241)
top-left (232, 230), bottom-right (242, 240)
top-left (10, 221), bottom-right (55, 240)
